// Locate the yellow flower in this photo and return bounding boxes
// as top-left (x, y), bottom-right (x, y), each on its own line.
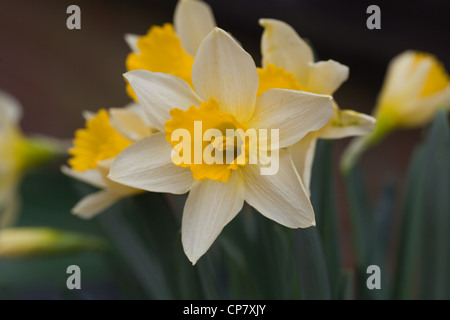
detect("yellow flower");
top-left (0, 227), bottom-right (106, 258)
top-left (0, 91), bottom-right (62, 227)
top-left (109, 28), bottom-right (333, 264)
top-left (62, 104), bottom-right (155, 219)
top-left (341, 51), bottom-right (450, 173)
top-left (125, 0), bottom-right (216, 100)
top-left (258, 19), bottom-right (375, 190)
top-left (374, 51), bottom-right (450, 134)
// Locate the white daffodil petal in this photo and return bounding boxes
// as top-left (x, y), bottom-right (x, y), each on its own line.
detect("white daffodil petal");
top-left (289, 132), bottom-right (318, 194)
top-left (124, 33), bottom-right (141, 54)
top-left (109, 133), bottom-right (195, 194)
top-left (61, 166), bottom-right (108, 189)
top-left (109, 105), bottom-right (153, 142)
top-left (124, 70), bottom-right (203, 131)
top-left (72, 190), bottom-right (122, 219)
top-left (192, 28), bottom-right (259, 123)
top-left (259, 18), bottom-right (314, 85)
top-left (182, 171), bottom-right (245, 264)
top-left (319, 109), bottom-right (376, 139)
top-left (378, 51), bottom-right (416, 99)
top-left (306, 60), bottom-right (349, 95)
top-left (242, 149), bottom-right (315, 228)
top-left (0, 90), bottom-right (22, 125)
top-left (96, 159), bottom-right (142, 196)
top-left (250, 89), bottom-right (333, 149)
top-left (174, 0), bottom-right (216, 56)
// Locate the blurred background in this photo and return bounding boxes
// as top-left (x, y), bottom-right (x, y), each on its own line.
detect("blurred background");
top-left (0, 0), bottom-right (449, 299)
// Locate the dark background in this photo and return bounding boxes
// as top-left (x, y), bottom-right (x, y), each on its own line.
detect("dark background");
top-left (1, 0), bottom-right (449, 269)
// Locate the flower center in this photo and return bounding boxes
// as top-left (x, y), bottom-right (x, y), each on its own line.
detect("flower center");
top-left (164, 99), bottom-right (249, 182)
top-left (413, 53), bottom-right (450, 97)
top-left (68, 109), bottom-right (132, 172)
top-left (126, 23), bottom-right (194, 101)
top-left (257, 64), bottom-right (304, 96)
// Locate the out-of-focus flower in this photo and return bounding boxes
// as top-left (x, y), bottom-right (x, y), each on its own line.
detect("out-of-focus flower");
top-left (0, 227), bottom-right (106, 258)
top-left (109, 28), bottom-right (333, 264)
top-left (341, 51), bottom-right (450, 173)
top-left (62, 104), bottom-right (155, 219)
top-left (259, 19), bottom-right (375, 190)
top-left (0, 91), bottom-right (63, 227)
top-left (125, 0), bottom-right (216, 99)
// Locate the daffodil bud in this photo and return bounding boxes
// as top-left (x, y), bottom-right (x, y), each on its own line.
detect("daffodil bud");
top-left (0, 91), bottom-right (67, 227)
top-left (373, 50), bottom-right (450, 140)
top-left (0, 227), bottom-right (107, 258)
top-left (341, 51), bottom-right (450, 174)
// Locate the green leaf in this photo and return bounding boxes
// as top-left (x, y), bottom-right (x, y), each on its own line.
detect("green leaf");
top-left (368, 179), bottom-right (396, 299)
top-left (419, 111), bottom-right (450, 299)
top-left (392, 145), bottom-right (426, 299)
top-left (336, 269), bottom-right (355, 300)
top-left (344, 165), bottom-right (372, 268)
top-left (310, 140), bottom-right (342, 296)
top-left (294, 227), bottom-right (331, 299)
top-left (97, 203), bottom-right (173, 299)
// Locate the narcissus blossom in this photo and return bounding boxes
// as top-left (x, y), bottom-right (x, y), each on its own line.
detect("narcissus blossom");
top-left (62, 105), bottom-right (155, 218)
top-left (258, 19), bottom-right (375, 190)
top-left (109, 28), bottom-right (334, 264)
top-left (0, 91), bottom-right (61, 227)
top-left (341, 51), bottom-right (450, 172)
top-left (125, 0), bottom-right (216, 99)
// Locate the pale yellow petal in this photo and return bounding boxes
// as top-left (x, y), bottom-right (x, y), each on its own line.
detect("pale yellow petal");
top-left (306, 60), bottom-right (349, 95)
top-left (109, 133), bottom-right (195, 194)
top-left (124, 70), bottom-right (203, 131)
top-left (192, 28), bottom-right (259, 123)
top-left (72, 190), bottom-right (122, 219)
top-left (182, 170), bottom-right (244, 264)
top-left (242, 149), bottom-right (315, 228)
top-left (249, 89), bottom-right (333, 149)
top-left (259, 18), bottom-right (313, 85)
top-left (174, 0), bottom-right (216, 56)
top-left (288, 132), bottom-right (318, 194)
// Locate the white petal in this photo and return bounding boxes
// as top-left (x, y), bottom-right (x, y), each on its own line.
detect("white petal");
top-left (72, 190), bottom-right (122, 219)
top-left (249, 89), bottom-right (333, 149)
top-left (174, 0), bottom-right (216, 56)
top-left (192, 28), bottom-right (259, 123)
top-left (306, 60), bottom-right (349, 95)
top-left (289, 132), bottom-right (318, 194)
top-left (124, 70), bottom-right (203, 131)
top-left (96, 159), bottom-right (142, 196)
top-left (242, 149), bottom-right (315, 228)
top-left (0, 90), bottom-right (22, 125)
top-left (378, 51), bottom-right (416, 99)
top-left (82, 110), bottom-right (96, 121)
top-left (109, 133), bottom-right (195, 194)
top-left (319, 109), bottom-right (376, 139)
top-left (182, 170), bottom-right (244, 264)
top-left (109, 104), bottom-right (154, 142)
top-left (124, 33), bottom-right (141, 53)
top-left (259, 19), bottom-right (314, 85)
top-left (61, 166), bottom-right (108, 189)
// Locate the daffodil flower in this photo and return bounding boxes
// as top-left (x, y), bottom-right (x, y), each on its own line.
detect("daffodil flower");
top-left (124, 0), bottom-right (216, 100)
top-left (341, 51), bottom-right (450, 173)
top-left (62, 104), bottom-right (155, 219)
top-left (258, 19), bottom-right (375, 190)
top-left (0, 91), bottom-right (61, 227)
top-left (109, 28), bottom-right (334, 264)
